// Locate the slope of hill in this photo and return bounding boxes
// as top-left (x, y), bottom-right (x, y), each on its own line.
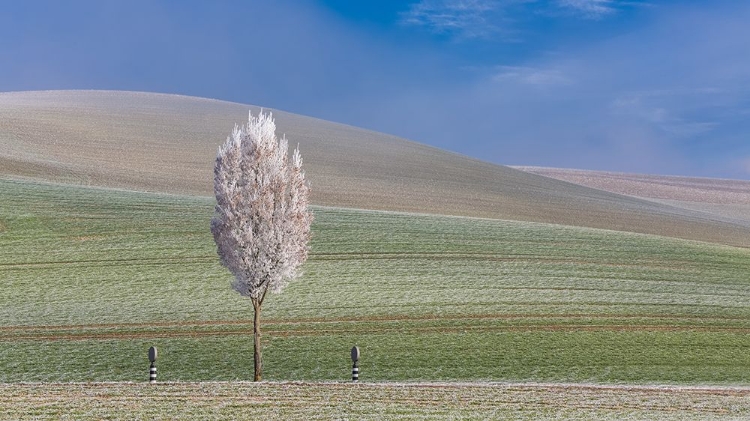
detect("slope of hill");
top-left (2, 90), bottom-right (749, 247)
top-left (514, 167), bottom-right (750, 228)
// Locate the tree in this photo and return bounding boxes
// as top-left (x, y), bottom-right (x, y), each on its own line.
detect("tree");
top-left (211, 110), bottom-right (312, 381)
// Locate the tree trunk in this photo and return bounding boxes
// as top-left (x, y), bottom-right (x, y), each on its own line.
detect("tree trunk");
top-left (252, 298), bottom-right (262, 381)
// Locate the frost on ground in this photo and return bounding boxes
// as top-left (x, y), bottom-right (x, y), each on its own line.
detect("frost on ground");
top-left (515, 166), bottom-right (750, 226)
top-left (0, 382), bottom-right (748, 420)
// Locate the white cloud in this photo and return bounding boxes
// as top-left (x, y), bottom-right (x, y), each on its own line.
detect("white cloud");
top-left (322, 1), bottom-right (750, 179)
top-left (610, 94), bottom-right (668, 123)
top-left (610, 88), bottom-right (728, 139)
top-left (492, 66), bottom-right (573, 86)
top-left (400, 0), bottom-right (519, 39)
top-left (555, 0), bottom-right (649, 19)
top-left (401, 0), bottom-right (647, 42)
top-left (557, 0), bottom-right (617, 18)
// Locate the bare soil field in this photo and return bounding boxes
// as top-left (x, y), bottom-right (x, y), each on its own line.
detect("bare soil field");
top-left (1, 382), bottom-right (748, 420)
top-left (2, 90), bottom-right (750, 247)
top-left (515, 166), bottom-right (750, 227)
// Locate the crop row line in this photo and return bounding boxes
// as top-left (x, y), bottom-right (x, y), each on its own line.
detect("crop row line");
top-left (3, 312), bottom-right (748, 331)
top-left (3, 323), bottom-right (750, 342)
top-left (5, 313), bottom-right (750, 332)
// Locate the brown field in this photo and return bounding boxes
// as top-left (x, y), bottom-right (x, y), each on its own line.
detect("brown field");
top-left (515, 166), bottom-right (750, 227)
top-left (1, 90), bottom-right (750, 247)
top-left (1, 382), bottom-right (748, 420)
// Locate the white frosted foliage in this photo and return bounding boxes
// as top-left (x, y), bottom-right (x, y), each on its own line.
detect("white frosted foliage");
top-left (211, 110), bottom-right (312, 302)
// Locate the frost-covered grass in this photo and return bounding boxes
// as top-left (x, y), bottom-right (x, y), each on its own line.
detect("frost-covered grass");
top-left (1, 178), bottom-right (750, 385)
top-left (1, 382), bottom-right (748, 420)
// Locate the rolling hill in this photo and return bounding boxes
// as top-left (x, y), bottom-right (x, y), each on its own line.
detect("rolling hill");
top-left (514, 166), bottom-right (750, 228)
top-left (1, 90), bottom-right (749, 247)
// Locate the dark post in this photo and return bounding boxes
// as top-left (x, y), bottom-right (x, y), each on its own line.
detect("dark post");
top-left (148, 346), bottom-right (158, 384)
top-left (351, 346), bottom-right (360, 382)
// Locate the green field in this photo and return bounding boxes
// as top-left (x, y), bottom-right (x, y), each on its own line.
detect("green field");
top-left (2, 178), bottom-right (749, 386)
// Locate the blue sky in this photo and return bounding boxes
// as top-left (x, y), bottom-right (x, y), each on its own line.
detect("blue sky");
top-left (2, 0), bottom-right (749, 179)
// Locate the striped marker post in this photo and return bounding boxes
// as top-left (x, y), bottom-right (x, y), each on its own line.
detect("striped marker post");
top-left (148, 346), bottom-right (158, 384)
top-left (351, 346), bottom-right (360, 382)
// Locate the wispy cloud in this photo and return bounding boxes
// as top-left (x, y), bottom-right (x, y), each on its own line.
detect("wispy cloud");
top-left (492, 65), bottom-right (573, 86)
top-left (401, 0), bottom-right (646, 41)
top-left (371, 2), bottom-right (750, 179)
top-left (555, 0), bottom-right (650, 19)
top-left (557, 0), bottom-right (617, 18)
top-left (399, 0), bottom-right (518, 39)
top-left (610, 88), bottom-right (731, 139)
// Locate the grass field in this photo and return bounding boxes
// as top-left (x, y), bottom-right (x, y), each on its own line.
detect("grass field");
top-left (2, 382), bottom-right (749, 420)
top-left (2, 178), bottom-right (749, 387)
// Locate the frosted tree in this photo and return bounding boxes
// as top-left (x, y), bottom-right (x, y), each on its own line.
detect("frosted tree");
top-left (211, 110), bottom-right (312, 381)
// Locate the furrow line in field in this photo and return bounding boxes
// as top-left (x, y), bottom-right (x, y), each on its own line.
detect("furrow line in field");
top-left (0, 255), bottom-right (216, 268)
top-left (2, 312), bottom-right (748, 332)
top-left (3, 312), bottom-right (749, 332)
top-left (309, 252), bottom-right (694, 268)
top-left (3, 324), bottom-right (750, 341)
top-left (0, 252), bottom-right (689, 268)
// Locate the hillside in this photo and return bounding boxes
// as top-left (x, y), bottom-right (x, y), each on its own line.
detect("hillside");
top-left (2, 90), bottom-right (749, 247)
top-left (515, 166), bottom-right (750, 228)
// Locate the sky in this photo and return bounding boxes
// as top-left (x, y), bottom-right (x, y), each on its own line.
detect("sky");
top-left (1, 0), bottom-right (749, 179)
